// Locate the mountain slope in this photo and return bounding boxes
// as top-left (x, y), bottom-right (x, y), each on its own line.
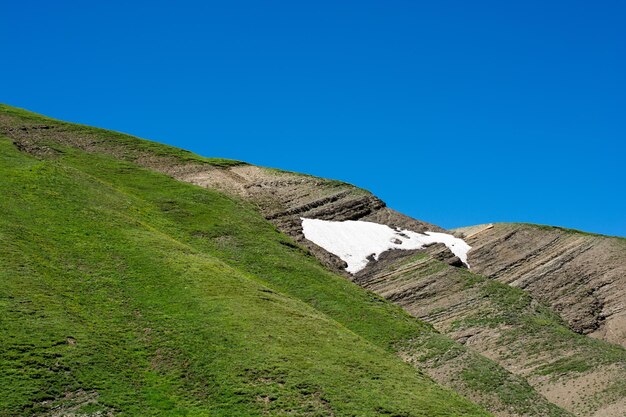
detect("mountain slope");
top-left (0, 103), bottom-right (594, 417)
top-left (354, 248), bottom-right (626, 417)
top-left (0, 126), bottom-right (490, 416)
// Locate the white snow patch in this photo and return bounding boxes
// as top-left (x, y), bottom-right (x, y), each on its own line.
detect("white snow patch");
top-left (301, 218), bottom-right (471, 274)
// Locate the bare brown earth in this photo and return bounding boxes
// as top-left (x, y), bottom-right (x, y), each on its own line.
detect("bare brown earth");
top-left (356, 247), bottom-right (626, 417)
top-left (4, 107), bottom-right (625, 416)
top-left (22, 389), bottom-right (115, 417)
top-left (455, 223), bottom-right (626, 348)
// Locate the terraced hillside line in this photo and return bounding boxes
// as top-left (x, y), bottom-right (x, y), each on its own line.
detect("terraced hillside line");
top-left (355, 250), bottom-right (626, 417)
top-left (455, 223), bottom-right (626, 348)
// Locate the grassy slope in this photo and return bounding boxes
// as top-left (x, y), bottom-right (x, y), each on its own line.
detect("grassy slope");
top-left (0, 104), bottom-right (576, 417)
top-left (0, 104), bottom-right (244, 168)
top-left (0, 133), bottom-right (493, 416)
top-left (72, 157), bottom-right (570, 416)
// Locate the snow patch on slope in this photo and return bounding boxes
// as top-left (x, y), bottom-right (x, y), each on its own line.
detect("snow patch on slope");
top-left (301, 218), bottom-right (471, 274)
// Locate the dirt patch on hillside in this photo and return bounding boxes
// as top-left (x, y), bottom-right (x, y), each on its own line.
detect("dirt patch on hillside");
top-left (357, 248), bottom-right (626, 417)
top-left (455, 223), bottom-right (626, 348)
top-left (33, 389), bottom-right (115, 417)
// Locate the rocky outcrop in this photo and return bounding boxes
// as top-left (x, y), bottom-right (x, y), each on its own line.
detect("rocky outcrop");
top-left (455, 223), bottom-right (626, 348)
top-left (354, 248), bottom-right (626, 417)
top-left (173, 164), bottom-right (451, 274)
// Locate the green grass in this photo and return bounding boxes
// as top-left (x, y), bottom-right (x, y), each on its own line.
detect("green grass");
top-left (69, 146), bottom-right (572, 417)
top-left (460, 358), bottom-right (539, 412)
top-left (2, 103), bottom-right (591, 417)
top-left (0, 132), bottom-right (493, 416)
top-left (59, 145), bottom-right (433, 349)
top-left (0, 103), bottom-right (245, 167)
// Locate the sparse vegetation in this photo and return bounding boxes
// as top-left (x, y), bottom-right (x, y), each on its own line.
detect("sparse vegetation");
top-left (513, 222), bottom-right (626, 241)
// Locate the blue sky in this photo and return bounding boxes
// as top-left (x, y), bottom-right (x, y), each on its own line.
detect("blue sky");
top-left (2, 0), bottom-right (625, 236)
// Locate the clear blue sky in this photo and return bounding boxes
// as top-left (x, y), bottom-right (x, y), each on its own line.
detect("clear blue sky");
top-left (2, 0), bottom-right (625, 236)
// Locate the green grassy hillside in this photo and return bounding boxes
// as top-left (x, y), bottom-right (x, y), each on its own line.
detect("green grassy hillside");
top-left (0, 122), bottom-right (491, 415)
top-left (0, 104), bottom-right (574, 417)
